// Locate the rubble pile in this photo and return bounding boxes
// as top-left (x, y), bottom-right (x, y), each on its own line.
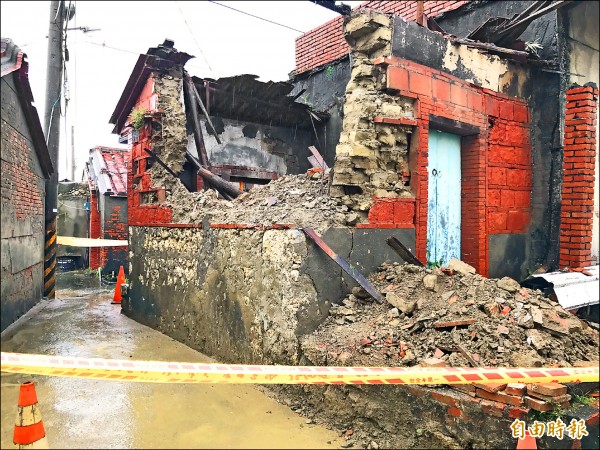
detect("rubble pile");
top-left (171, 172), bottom-right (373, 231)
top-left (302, 260), bottom-right (600, 370)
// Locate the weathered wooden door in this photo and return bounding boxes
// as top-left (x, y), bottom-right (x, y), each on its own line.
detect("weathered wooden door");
top-left (426, 130), bottom-right (461, 266)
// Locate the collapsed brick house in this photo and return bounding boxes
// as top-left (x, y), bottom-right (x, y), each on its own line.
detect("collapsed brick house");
top-left (291, 0), bottom-right (599, 278)
top-left (84, 146), bottom-right (128, 274)
top-left (1, 38), bottom-right (53, 331)
top-left (107, 3), bottom-right (599, 448)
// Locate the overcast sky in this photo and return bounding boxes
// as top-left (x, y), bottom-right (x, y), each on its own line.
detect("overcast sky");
top-left (1, 0), bottom-right (361, 180)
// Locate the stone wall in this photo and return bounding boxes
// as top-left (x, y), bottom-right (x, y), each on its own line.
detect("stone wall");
top-left (0, 75), bottom-right (46, 331)
top-left (124, 225), bottom-right (414, 364)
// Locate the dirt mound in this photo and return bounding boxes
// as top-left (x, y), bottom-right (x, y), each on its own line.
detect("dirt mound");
top-left (302, 261), bottom-right (599, 368)
top-left (170, 172), bottom-right (368, 231)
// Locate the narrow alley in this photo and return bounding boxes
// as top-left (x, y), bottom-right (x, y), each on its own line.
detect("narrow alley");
top-left (0, 272), bottom-right (344, 449)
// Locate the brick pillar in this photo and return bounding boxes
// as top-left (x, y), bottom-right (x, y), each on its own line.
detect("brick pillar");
top-left (559, 84), bottom-right (598, 269)
top-left (89, 191), bottom-right (101, 269)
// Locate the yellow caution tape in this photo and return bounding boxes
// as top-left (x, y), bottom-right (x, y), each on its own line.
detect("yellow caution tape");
top-left (1, 352), bottom-right (598, 385)
top-left (57, 236), bottom-right (128, 247)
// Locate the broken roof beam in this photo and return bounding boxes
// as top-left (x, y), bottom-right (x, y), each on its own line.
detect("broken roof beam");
top-left (185, 71), bottom-right (222, 144)
top-left (183, 73), bottom-right (210, 166)
top-left (186, 151), bottom-right (243, 199)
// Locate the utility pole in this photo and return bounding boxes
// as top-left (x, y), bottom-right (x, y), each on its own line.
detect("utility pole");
top-left (71, 125), bottom-right (75, 180)
top-left (43, 0), bottom-right (65, 299)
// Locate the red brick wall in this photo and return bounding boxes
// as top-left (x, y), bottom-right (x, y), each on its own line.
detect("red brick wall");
top-left (294, 1), bottom-right (468, 74)
top-left (360, 56), bottom-right (531, 275)
top-left (89, 191), bottom-right (101, 269)
top-left (100, 201), bottom-right (128, 273)
top-left (559, 84), bottom-right (598, 268)
top-left (128, 76), bottom-right (173, 226)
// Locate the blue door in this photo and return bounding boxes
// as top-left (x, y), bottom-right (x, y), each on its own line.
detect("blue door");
top-left (427, 130), bottom-right (461, 267)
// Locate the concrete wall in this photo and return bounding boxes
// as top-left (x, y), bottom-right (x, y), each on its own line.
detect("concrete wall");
top-left (566, 1), bottom-right (600, 263)
top-left (290, 60), bottom-right (352, 168)
top-left (0, 75), bottom-right (46, 331)
top-left (195, 117), bottom-right (315, 176)
top-left (57, 182), bottom-right (89, 262)
top-left (125, 225), bottom-right (414, 364)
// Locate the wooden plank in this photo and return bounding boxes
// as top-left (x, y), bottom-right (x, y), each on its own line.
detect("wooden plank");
top-left (302, 227), bottom-right (384, 303)
top-left (386, 237), bottom-right (423, 266)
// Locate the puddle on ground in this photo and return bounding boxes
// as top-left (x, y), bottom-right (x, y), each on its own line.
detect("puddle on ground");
top-left (1, 271), bottom-right (344, 449)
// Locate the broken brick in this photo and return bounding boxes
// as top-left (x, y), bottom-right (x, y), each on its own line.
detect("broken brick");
top-left (508, 406), bottom-right (530, 420)
top-left (500, 306), bottom-right (511, 316)
top-left (505, 383), bottom-right (526, 396)
top-left (476, 389), bottom-right (523, 406)
top-left (451, 384), bottom-right (476, 396)
top-left (421, 357), bottom-right (447, 367)
top-left (526, 389), bottom-right (571, 404)
top-left (528, 383), bottom-right (567, 397)
top-left (497, 325), bottom-right (509, 334)
top-left (433, 348), bottom-right (444, 359)
top-left (474, 383), bottom-right (508, 393)
top-left (525, 396), bottom-right (569, 412)
top-left (433, 318), bottom-right (476, 328)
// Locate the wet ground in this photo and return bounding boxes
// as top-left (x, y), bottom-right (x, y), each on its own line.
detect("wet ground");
top-left (1, 270), bottom-right (344, 449)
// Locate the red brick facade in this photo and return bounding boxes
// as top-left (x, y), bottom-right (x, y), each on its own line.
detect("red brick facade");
top-left (559, 85), bottom-right (598, 268)
top-left (89, 191), bottom-right (101, 269)
top-left (295, 1), bottom-right (467, 74)
top-left (358, 56), bottom-right (531, 276)
top-left (128, 76), bottom-right (173, 226)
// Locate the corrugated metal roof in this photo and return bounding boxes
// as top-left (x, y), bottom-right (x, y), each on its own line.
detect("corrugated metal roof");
top-left (109, 39), bottom-right (327, 134)
top-left (529, 265), bottom-right (599, 310)
top-left (86, 146), bottom-right (129, 196)
top-left (1, 37), bottom-right (53, 178)
top-left (192, 74), bottom-right (328, 129)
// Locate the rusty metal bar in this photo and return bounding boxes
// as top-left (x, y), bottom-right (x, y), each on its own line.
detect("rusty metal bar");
top-left (302, 227), bottom-right (384, 303)
top-left (386, 236), bottom-right (423, 267)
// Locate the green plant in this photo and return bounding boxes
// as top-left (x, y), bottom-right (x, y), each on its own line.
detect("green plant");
top-left (426, 246), bottom-right (444, 268)
top-left (572, 394), bottom-right (595, 406)
top-left (129, 106), bottom-right (147, 130)
top-left (324, 65), bottom-right (335, 79)
top-left (529, 403), bottom-right (567, 422)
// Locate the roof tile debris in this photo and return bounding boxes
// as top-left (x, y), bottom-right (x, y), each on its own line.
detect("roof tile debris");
top-left (86, 146), bottom-right (129, 196)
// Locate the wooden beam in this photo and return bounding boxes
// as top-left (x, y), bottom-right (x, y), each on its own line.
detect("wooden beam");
top-left (416, 0), bottom-right (424, 26)
top-left (185, 151), bottom-right (243, 199)
top-left (303, 227), bottom-right (384, 303)
top-left (188, 75), bottom-right (222, 144)
top-left (183, 73), bottom-right (210, 167)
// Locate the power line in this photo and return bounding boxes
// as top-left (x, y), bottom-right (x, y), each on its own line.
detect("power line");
top-left (176, 1), bottom-right (215, 77)
top-left (207, 1), bottom-right (305, 33)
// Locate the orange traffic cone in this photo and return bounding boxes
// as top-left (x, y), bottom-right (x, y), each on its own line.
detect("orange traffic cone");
top-left (13, 381), bottom-right (49, 449)
top-left (112, 265), bottom-right (125, 304)
top-left (516, 430), bottom-right (537, 450)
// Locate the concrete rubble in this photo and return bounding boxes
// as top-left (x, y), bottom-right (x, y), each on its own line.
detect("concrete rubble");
top-left (168, 171), bottom-right (372, 231)
top-left (302, 260), bottom-right (599, 371)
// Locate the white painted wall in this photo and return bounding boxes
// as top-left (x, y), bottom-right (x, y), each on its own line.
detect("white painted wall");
top-left (568, 2), bottom-right (600, 263)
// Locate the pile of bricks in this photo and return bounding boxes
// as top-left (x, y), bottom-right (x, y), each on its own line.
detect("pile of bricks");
top-left (422, 357), bottom-right (576, 412)
top-left (457, 382), bottom-right (572, 413)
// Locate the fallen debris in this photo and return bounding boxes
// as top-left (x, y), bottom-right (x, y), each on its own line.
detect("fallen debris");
top-left (169, 172), bottom-right (367, 230)
top-left (302, 261), bottom-right (600, 370)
